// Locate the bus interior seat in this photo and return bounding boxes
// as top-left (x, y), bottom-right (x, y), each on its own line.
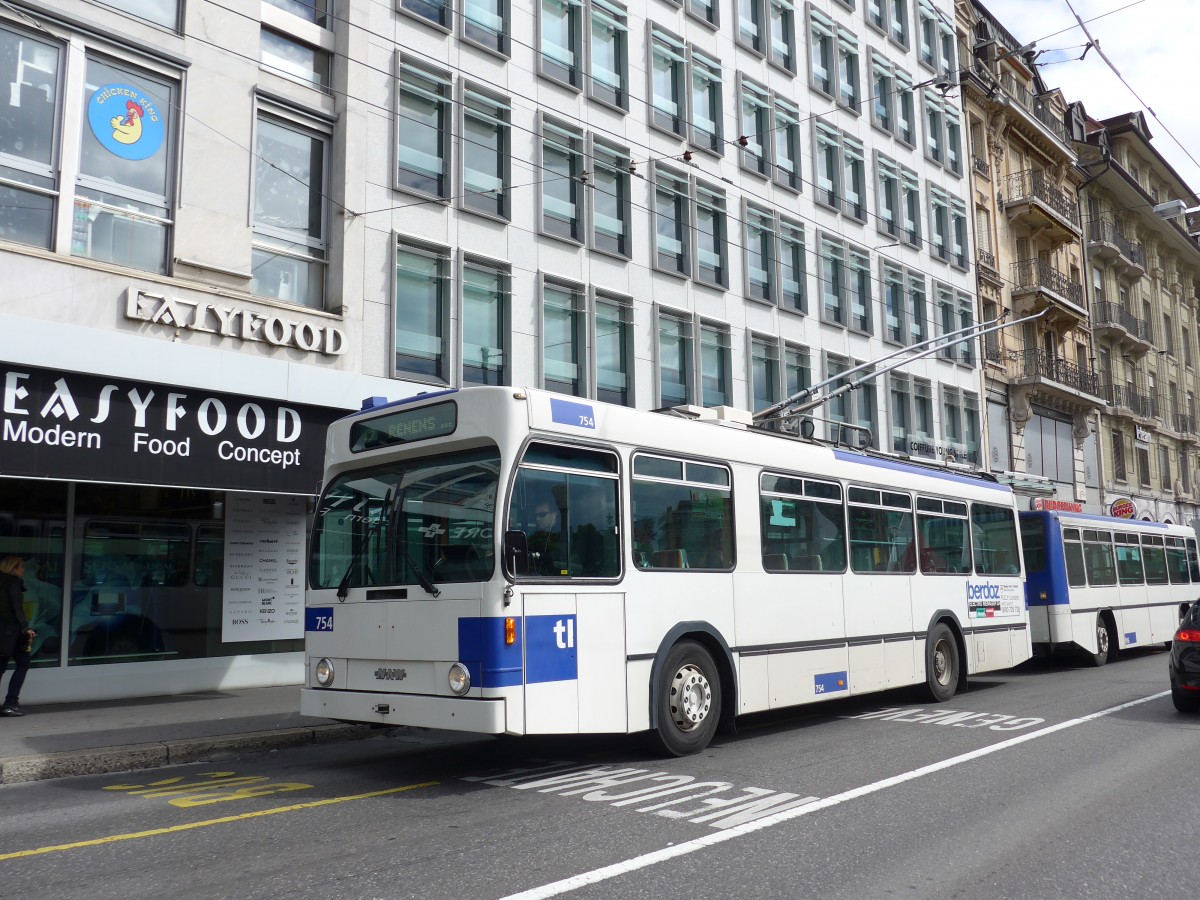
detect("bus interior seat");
top-left (763, 553), bottom-right (789, 571)
top-left (652, 549), bottom-right (688, 569)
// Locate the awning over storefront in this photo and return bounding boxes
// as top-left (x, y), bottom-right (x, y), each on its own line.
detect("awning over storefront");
top-left (2, 362), bottom-right (345, 495)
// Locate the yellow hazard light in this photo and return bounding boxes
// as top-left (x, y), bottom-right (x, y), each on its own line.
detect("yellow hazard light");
top-left (505, 617), bottom-right (516, 645)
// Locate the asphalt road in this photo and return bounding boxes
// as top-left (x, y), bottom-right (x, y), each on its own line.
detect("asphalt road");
top-left (1, 649), bottom-right (1194, 900)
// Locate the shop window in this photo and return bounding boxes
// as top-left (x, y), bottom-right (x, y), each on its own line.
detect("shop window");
top-left (0, 480), bottom-right (69, 668)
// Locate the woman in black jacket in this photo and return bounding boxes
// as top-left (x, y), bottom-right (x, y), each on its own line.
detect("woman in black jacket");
top-left (0, 555), bottom-right (34, 717)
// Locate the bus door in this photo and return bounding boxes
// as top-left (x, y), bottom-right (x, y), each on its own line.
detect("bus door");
top-left (1113, 532), bottom-right (1149, 648)
top-left (844, 489), bottom-right (917, 690)
top-left (506, 441), bottom-right (625, 735)
top-left (521, 590), bottom-right (626, 735)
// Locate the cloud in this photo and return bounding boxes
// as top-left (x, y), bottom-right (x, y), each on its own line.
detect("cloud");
top-left (981, 0), bottom-right (1200, 193)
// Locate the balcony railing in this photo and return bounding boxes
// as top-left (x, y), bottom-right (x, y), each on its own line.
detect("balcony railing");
top-left (977, 248), bottom-right (997, 270)
top-left (1011, 258), bottom-right (1085, 309)
top-left (1087, 219), bottom-right (1145, 269)
top-left (1103, 383), bottom-right (1156, 418)
top-left (1014, 349), bottom-right (1099, 395)
top-left (1093, 300), bottom-right (1152, 343)
top-left (972, 154), bottom-right (991, 177)
top-left (999, 73), bottom-right (1068, 143)
top-left (1004, 170), bottom-right (1080, 228)
top-left (1176, 413), bottom-right (1197, 435)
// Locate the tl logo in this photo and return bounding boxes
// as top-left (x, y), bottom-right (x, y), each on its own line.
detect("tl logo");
top-left (553, 618), bottom-right (575, 649)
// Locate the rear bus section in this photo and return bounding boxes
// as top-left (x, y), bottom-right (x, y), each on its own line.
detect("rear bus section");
top-left (1020, 511), bottom-right (1200, 665)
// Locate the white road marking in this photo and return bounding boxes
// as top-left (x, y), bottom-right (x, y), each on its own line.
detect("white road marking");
top-left (501, 691), bottom-right (1169, 900)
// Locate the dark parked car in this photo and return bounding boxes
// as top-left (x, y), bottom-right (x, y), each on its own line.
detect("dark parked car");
top-left (1170, 603), bottom-right (1200, 713)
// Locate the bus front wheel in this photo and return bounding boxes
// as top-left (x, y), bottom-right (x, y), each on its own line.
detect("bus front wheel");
top-left (652, 640), bottom-right (721, 757)
top-left (924, 623), bottom-right (960, 703)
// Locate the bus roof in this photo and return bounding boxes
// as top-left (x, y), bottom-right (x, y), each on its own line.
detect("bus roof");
top-left (333, 387), bottom-right (1014, 503)
top-left (1021, 509), bottom-right (1193, 534)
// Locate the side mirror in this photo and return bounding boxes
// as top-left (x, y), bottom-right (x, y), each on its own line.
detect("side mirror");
top-left (504, 529), bottom-right (529, 576)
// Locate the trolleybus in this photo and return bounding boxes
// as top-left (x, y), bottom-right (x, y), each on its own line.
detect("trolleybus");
top-left (302, 387), bottom-right (1031, 754)
top-left (1019, 510), bottom-right (1200, 666)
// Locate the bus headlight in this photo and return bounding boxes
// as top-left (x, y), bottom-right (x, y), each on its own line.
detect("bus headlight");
top-left (448, 663), bottom-right (471, 695)
top-left (315, 658), bottom-right (335, 687)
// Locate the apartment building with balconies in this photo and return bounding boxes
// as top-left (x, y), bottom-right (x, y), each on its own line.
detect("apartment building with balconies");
top-left (1078, 111), bottom-right (1200, 524)
top-left (956, 0), bottom-right (1102, 511)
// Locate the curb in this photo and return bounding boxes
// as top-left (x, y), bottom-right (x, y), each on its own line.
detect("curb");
top-left (0, 723), bottom-right (382, 785)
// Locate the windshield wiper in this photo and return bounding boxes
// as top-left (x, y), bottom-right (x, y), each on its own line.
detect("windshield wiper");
top-left (403, 553), bottom-right (440, 598)
top-left (391, 487), bottom-right (441, 598)
top-left (336, 488), bottom-right (391, 602)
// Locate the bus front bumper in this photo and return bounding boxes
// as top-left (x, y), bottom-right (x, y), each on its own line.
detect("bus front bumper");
top-left (301, 687), bottom-right (506, 734)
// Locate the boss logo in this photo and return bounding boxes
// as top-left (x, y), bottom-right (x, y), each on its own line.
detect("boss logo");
top-left (374, 667), bottom-right (408, 681)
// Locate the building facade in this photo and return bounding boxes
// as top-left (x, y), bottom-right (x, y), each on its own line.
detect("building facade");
top-left (1, 0), bottom-right (985, 701)
top-left (1080, 112), bottom-right (1200, 525)
top-left (957, 0), bottom-right (1102, 512)
top-left (0, 0), bottom-right (406, 702)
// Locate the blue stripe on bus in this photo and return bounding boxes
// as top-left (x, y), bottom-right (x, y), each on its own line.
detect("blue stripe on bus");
top-left (830, 451), bottom-right (1010, 492)
top-left (457, 615), bottom-right (580, 687)
top-left (458, 617), bottom-right (523, 688)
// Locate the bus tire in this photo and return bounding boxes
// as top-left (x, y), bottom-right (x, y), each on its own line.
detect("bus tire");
top-left (1089, 614), bottom-right (1113, 667)
top-left (652, 640), bottom-right (721, 757)
top-left (924, 623), bottom-right (959, 703)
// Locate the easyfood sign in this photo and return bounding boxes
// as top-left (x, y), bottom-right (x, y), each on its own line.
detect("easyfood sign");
top-left (0, 364), bottom-right (343, 494)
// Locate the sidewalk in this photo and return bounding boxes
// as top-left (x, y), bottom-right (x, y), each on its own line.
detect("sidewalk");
top-left (0, 685), bottom-right (385, 785)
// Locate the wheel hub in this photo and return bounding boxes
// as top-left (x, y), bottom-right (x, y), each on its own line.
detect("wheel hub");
top-left (670, 664), bottom-right (712, 731)
top-left (933, 640), bottom-right (951, 685)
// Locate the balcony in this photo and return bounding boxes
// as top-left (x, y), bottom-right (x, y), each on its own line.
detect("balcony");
top-left (1010, 259), bottom-right (1086, 323)
top-left (1102, 383), bottom-right (1157, 420)
top-left (1086, 219), bottom-right (1146, 278)
top-left (1002, 170), bottom-right (1081, 244)
top-left (999, 72), bottom-right (1070, 147)
top-left (1010, 349), bottom-right (1099, 398)
top-left (1092, 300), bottom-right (1153, 354)
top-left (972, 154), bottom-right (991, 178)
top-left (1175, 413), bottom-right (1197, 436)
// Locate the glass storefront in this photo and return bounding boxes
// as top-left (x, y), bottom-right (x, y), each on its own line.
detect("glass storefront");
top-left (0, 479), bottom-right (303, 669)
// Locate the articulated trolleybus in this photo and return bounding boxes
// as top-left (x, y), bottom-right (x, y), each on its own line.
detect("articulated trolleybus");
top-left (302, 387), bottom-right (1031, 755)
top-left (1020, 510), bottom-right (1200, 666)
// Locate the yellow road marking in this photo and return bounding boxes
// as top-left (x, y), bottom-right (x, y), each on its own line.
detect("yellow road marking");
top-left (0, 781), bottom-right (438, 861)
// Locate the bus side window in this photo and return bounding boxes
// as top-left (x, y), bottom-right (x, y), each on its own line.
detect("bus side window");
top-left (847, 488), bottom-right (914, 575)
top-left (632, 454), bottom-right (732, 572)
top-left (1063, 537), bottom-right (1087, 587)
top-left (970, 503), bottom-right (1020, 575)
top-left (508, 443), bottom-right (621, 579)
top-left (1082, 531), bottom-right (1117, 586)
top-left (1114, 535), bottom-right (1144, 586)
top-left (759, 475), bottom-right (845, 573)
top-left (1188, 539), bottom-right (1200, 583)
top-left (1141, 535), bottom-right (1169, 585)
top-left (1018, 516), bottom-right (1046, 573)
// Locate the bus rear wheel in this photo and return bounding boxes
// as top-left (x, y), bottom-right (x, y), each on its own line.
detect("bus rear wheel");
top-left (1089, 615), bottom-right (1113, 667)
top-left (652, 640), bottom-right (721, 757)
top-left (924, 623), bottom-right (960, 703)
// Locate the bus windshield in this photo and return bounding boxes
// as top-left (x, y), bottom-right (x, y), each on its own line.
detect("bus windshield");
top-left (309, 447), bottom-right (500, 591)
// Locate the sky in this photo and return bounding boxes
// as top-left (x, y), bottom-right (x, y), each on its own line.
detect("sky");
top-left (979, 0), bottom-right (1200, 195)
